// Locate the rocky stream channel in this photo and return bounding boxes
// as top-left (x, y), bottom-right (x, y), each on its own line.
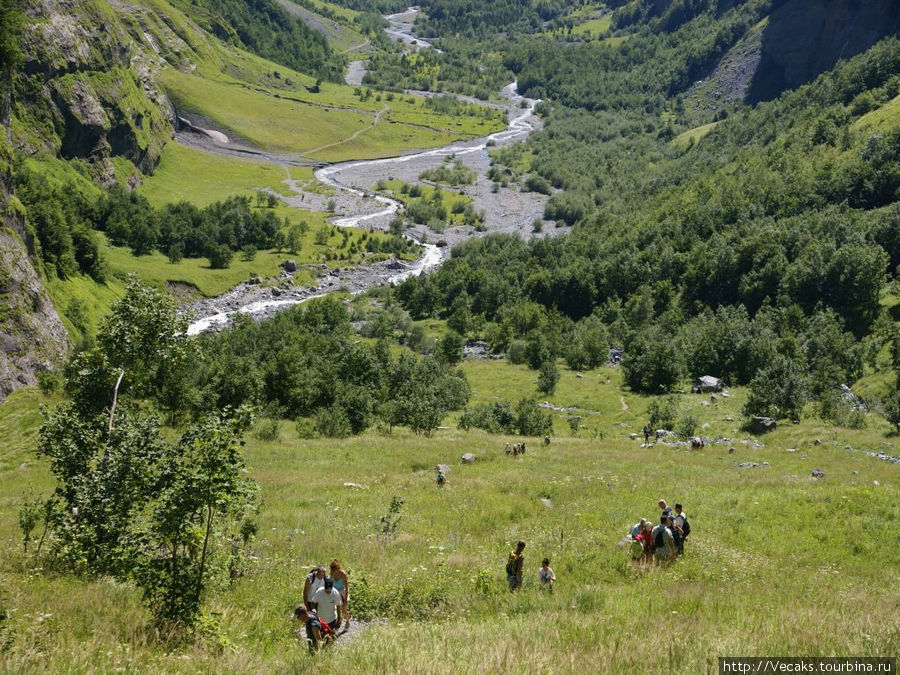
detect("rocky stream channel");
top-left (184, 10), bottom-right (555, 335)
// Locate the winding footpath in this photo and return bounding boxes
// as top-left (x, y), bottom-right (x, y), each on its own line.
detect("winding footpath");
top-left (185, 12), bottom-right (545, 335)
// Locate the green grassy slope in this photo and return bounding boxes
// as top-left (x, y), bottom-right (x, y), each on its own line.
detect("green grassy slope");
top-left (0, 362), bottom-right (897, 671)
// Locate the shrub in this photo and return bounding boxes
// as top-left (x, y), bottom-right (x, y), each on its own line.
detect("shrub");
top-left (515, 398), bottom-right (552, 437)
top-left (314, 404), bottom-right (352, 438)
top-left (251, 418), bottom-right (280, 441)
top-left (537, 360), bottom-right (559, 394)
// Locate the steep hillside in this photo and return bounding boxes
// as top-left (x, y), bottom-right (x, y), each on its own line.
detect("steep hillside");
top-left (16, 0), bottom-right (174, 178)
top-left (0, 135), bottom-right (67, 400)
top-left (749, 0), bottom-right (900, 102)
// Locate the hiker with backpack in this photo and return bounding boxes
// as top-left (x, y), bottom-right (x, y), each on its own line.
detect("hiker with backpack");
top-left (674, 503), bottom-right (690, 554)
top-left (667, 514), bottom-right (682, 555)
top-left (311, 578), bottom-right (343, 632)
top-left (303, 565), bottom-right (327, 611)
top-left (506, 540), bottom-right (526, 591)
top-left (293, 605), bottom-right (334, 653)
top-left (642, 422), bottom-right (651, 444)
top-left (650, 515), bottom-right (676, 564)
top-left (437, 470), bottom-right (446, 487)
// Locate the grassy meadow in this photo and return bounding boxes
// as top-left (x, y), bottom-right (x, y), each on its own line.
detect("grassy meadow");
top-left (160, 67), bottom-right (504, 162)
top-left (1, 359), bottom-right (897, 672)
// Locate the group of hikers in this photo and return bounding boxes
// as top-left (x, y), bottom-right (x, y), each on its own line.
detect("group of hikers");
top-left (293, 559), bottom-right (351, 652)
top-left (627, 499), bottom-right (691, 564)
top-left (505, 541), bottom-right (556, 592)
top-left (505, 442), bottom-right (527, 456)
top-left (292, 504), bottom-right (688, 650)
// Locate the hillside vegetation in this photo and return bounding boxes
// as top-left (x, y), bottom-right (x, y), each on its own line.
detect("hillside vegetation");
top-left (0, 0), bottom-right (899, 670)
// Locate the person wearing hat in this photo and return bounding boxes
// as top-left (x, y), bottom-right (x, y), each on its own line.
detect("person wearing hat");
top-left (303, 565), bottom-right (327, 611)
top-left (311, 577), bottom-right (344, 631)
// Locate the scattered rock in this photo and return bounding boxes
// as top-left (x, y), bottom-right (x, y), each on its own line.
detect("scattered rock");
top-left (811, 468), bottom-right (825, 479)
top-left (343, 482), bottom-right (366, 489)
top-left (271, 287), bottom-right (282, 297)
top-left (710, 393), bottom-right (718, 402)
top-left (749, 416), bottom-right (777, 434)
top-left (728, 447), bottom-right (735, 454)
top-left (692, 375), bottom-right (723, 393)
top-left (608, 347), bottom-right (624, 365)
top-left (463, 340), bottom-right (492, 359)
top-left (629, 433), bottom-right (638, 440)
top-left (282, 259), bottom-right (298, 273)
top-left (738, 461), bottom-right (769, 468)
top-left (873, 480), bottom-right (880, 486)
top-left (852, 470), bottom-right (859, 475)
top-left (786, 448), bottom-right (797, 453)
top-left (699, 400), bottom-right (711, 407)
top-left (814, 438), bottom-right (821, 445)
top-left (435, 464), bottom-right (450, 474)
top-left (461, 453), bottom-right (476, 464)
top-left (540, 498), bottom-right (553, 508)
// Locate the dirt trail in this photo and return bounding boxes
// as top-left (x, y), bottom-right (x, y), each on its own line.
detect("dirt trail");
top-left (304, 104), bottom-right (387, 157)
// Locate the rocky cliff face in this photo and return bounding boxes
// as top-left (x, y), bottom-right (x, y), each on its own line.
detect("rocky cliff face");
top-left (17, 0), bottom-right (175, 179)
top-left (748, 0), bottom-right (900, 102)
top-left (0, 136), bottom-right (68, 401)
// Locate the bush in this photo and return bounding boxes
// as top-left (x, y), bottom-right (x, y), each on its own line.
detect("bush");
top-left (647, 396), bottom-right (678, 429)
top-left (36, 369), bottom-right (62, 395)
top-left (515, 398), bottom-right (552, 437)
top-left (676, 413), bottom-right (699, 439)
top-left (251, 418), bottom-right (280, 441)
top-left (314, 404), bottom-right (352, 438)
top-left (743, 355), bottom-right (808, 420)
top-left (459, 400), bottom-right (515, 433)
top-left (537, 360), bottom-right (559, 394)
top-left (207, 244), bottom-right (234, 269)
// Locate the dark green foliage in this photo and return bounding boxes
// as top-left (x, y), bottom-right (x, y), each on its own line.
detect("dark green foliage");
top-left (396, 36), bottom-right (898, 423)
top-left (458, 399), bottom-right (515, 434)
top-left (438, 330), bottom-right (464, 364)
top-left (420, 158), bottom-right (476, 186)
top-left (743, 355), bottom-right (808, 420)
top-left (621, 331), bottom-right (685, 394)
top-left (537, 360), bottom-right (559, 394)
top-left (16, 169), bottom-right (106, 281)
top-left (172, 0), bottom-right (343, 80)
top-left (32, 278), bottom-right (257, 631)
top-left (458, 396), bottom-right (550, 437)
top-left (514, 397), bottom-right (552, 437)
top-left (363, 38), bottom-right (512, 99)
top-left (186, 298), bottom-right (469, 436)
top-left (137, 409), bottom-right (256, 631)
top-left (647, 396), bottom-right (678, 430)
